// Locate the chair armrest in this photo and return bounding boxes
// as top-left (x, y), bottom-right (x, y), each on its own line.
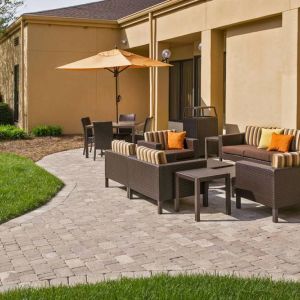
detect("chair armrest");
top-left (219, 133), bottom-right (245, 147)
top-left (137, 140), bottom-right (162, 150)
top-left (185, 138), bottom-right (200, 158)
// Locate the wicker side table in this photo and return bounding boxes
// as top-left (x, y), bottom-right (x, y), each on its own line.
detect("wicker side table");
top-left (175, 168), bottom-right (232, 222)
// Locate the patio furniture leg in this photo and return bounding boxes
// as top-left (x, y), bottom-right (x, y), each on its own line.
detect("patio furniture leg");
top-left (85, 127), bottom-right (89, 159)
top-left (127, 188), bottom-right (133, 199)
top-left (272, 208), bottom-right (279, 223)
top-left (175, 175), bottom-right (180, 212)
top-left (236, 193), bottom-right (241, 209)
top-left (195, 179), bottom-right (201, 222)
top-left (158, 201), bottom-right (163, 214)
top-left (203, 182), bottom-right (209, 207)
top-left (94, 147), bottom-right (96, 161)
top-left (105, 178), bottom-right (109, 188)
top-left (225, 175), bottom-right (231, 215)
top-left (90, 142), bottom-right (93, 153)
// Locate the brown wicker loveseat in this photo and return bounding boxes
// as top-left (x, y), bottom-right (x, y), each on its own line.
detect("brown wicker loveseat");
top-left (137, 130), bottom-right (200, 162)
top-left (105, 141), bottom-right (206, 214)
top-left (219, 126), bottom-right (300, 164)
top-left (219, 126), bottom-right (300, 222)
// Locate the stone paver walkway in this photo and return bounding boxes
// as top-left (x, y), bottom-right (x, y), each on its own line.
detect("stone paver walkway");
top-left (1, 149), bottom-right (300, 291)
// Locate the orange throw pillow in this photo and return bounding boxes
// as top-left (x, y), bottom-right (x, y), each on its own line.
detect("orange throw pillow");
top-left (168, 131), bottom-right (186, 150)
top-left (267, 133), bottom-right (294, 152)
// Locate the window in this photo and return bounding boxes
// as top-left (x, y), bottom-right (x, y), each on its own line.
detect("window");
top-left (169, 57), bottom-right (201, 122)
top-left (14, 65), bottom-right (19, 123)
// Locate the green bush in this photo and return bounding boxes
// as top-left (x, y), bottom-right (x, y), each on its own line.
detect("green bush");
top-left (0, 103), bottom-right (13, 125)
top-left (0, 125), bottom-right (27, 140)
top-left (31, 125), bottom-right (62, 137)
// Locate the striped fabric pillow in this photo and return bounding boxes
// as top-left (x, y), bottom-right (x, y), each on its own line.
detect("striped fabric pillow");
top-left (144, 130), bottom-right (171, 150)
top-left (272, 152), bottom-right (300, 168)
top-left (136, 146), bottom-right (167, 165)
top-left (111, 140), bottom-right (136, 156)
top-left (245, 126), bottom-right (262, 147)
top-left (282, 129), bottom-right (300, 152)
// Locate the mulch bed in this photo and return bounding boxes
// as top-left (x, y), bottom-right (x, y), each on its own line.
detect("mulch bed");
top-left (0, 135), bottom-right (83, 162)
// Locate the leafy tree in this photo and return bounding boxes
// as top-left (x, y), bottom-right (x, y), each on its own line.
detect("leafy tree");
top-left (0, 0), bottom-right (23, 36)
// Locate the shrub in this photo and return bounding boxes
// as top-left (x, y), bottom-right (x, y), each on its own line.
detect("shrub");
top-left (31, 125), bottom-right (63, 137)
top-left (0, 103), bottom-right (13, 125)
top-left (0, 125), bottom-right (27, 140)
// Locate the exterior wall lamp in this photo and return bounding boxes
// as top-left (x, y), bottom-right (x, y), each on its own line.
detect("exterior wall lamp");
top-left (162, 49), bottom-right (172, 63)
top-left (198, 43), bottom-right (202, 52)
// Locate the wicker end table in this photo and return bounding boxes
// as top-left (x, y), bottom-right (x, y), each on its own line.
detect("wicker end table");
top-left (175, 168), bottom-right (232, 222)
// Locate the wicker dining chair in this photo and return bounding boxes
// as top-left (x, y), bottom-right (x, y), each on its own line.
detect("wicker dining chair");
top-left (134, 116), bottom-right (153, 142)
top-left (115, 114), bottom-right (136, 141)
top-left (81, 117), bottom-right (94, 155)
top-left (93, 121), bottom-right (113, 160)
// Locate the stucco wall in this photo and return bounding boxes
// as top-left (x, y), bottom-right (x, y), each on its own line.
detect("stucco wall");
top-left (26, 23), bottom-right (149, 134)
top-left (225, 17), bottom-right (283, 131)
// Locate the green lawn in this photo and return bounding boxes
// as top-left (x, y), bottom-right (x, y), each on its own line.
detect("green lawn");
top-left (0, 153), bottom-right (63, 223)
top-left (2, 274), bottom-right (300, 300)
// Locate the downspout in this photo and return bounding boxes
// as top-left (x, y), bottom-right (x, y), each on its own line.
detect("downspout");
top-left (20, 18), bottom-right (26, 131)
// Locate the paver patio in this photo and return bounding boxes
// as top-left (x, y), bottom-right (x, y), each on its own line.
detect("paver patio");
top-left (1, 149), bottom-right (300, 291)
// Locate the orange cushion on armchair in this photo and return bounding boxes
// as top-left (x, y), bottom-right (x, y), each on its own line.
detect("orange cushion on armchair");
top-left (267, 133), bottom-right (294, 153)
top-left (167, 131), bottom-right (186, 150)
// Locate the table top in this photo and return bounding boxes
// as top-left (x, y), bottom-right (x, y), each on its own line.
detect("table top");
top-left (176, 166), bottom-right (235, 182)
top-left (207, 159), bottom-right (233, 169)
top-left (86, 121), bottom-right (140, 129)
top-left (205, 136), bottom-right (219, 141)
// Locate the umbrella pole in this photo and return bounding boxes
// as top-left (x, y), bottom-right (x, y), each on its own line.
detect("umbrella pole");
top-left (115, 68), bottom-right (120, 123)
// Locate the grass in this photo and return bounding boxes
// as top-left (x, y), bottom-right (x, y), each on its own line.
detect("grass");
top-left (0, 153), bottom-right (63, 223)
top-left (1, 274), bottom-right (300, 300)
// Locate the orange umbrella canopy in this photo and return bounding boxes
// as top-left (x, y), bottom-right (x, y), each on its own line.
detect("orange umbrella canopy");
top-left (58, 48), bottom-right (171, 121)
top-left (58, 48), bottom-right (171, 71)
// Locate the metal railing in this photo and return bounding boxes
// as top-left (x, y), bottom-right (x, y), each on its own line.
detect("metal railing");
top-left (183, 106), bottom-right (217, 119)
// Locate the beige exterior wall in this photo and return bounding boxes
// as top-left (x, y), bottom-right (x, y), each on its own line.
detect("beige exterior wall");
top-left (25, 23), bottom-right (149, 134)
top-left (2, 0), bottom-right (300, 133)
top-left (226, 17), bottom-right (283, 131)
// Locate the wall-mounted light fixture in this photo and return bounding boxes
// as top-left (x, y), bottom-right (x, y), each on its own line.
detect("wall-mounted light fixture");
top-left (121, 39), bottom-right (128, 46)
top-left (162, 49), bottom-right (172, 63)
top-left (198, 42), bottom-right (202, 52)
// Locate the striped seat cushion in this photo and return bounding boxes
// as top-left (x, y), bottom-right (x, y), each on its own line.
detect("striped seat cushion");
top-left (272, 152), bottom-right (300, 168)
top-left (136, 146), bottom-right (167, 165)
top-left (245, 126), bottom-right (262, 147)
top-left (111, 140), bottom-right (136, 156)
top-left (282, 129), bottom-right (300, 151)
top-left (144, 130), bottom-right (171, 150)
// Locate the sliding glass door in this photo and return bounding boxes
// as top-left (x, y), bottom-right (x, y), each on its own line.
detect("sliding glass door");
top-left (169, 57), bottom-right (201, 122)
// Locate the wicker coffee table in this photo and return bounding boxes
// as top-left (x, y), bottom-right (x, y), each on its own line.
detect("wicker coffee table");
top-left (175, 168), bottom-right (232, 222)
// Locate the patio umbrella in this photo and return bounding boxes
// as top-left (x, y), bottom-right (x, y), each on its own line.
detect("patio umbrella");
top-left (58, 48), bottom-right (171, 121)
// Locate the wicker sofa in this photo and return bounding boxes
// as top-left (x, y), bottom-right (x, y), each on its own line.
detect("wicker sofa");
top-left (219, 126), bottom-right (300, 222)
top-left (137, 130), bottom-right (200, 162)
top-left (105, 141), bottom-right (206, 214)
top-left (219, 126), bottom-right (300, 164)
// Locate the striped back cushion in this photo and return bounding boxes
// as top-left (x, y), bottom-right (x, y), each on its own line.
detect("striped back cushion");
top-left (272, 152), bottom-right (300, 168)
top-left (111, 140), bottom-right (136, 156)
top-left (245, 126), bottom-right (262, 146)
top-left (282, 129), bottom-right (300, 151)
top-left (136, 146), bottom-right (167, 165)
top-left (144, 130), bottom-right (170, 150)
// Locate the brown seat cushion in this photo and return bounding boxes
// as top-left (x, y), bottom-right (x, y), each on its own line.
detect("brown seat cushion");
top-left (243, 146), bottom-right (281, 162)
top-left (223, 145), bottom-right (281, 162)
top-left (222, 145), bottom-right (253, 156)
top-left (165, 149), bottom-right (194, 162)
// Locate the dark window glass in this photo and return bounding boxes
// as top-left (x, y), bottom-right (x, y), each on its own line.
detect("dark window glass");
top-left (14, 65), bottom-right (19, 123)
